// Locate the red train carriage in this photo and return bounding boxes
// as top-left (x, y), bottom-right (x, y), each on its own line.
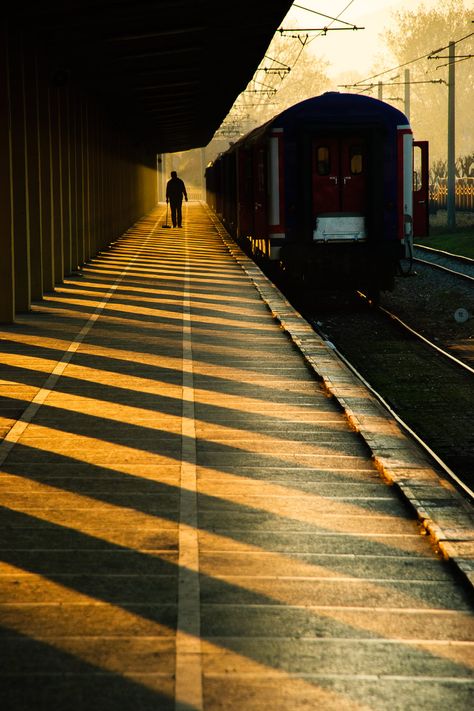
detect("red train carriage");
top-left (206, 92), bottom-right (429, 296)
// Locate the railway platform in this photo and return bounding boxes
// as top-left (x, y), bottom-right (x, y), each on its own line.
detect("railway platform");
top-left (0, 202), bottom-right (473, 710)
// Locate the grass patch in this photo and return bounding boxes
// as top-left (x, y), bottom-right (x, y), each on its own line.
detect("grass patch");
top-left (416, 226), bottom-right (474, 258)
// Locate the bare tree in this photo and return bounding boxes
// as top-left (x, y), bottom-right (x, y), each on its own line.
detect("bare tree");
top-left (383, 0), bottom-right (473, 162)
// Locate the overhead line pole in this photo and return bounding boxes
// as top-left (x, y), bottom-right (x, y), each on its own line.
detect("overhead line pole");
top-left (447, 41), bottom-right (456, 229)
top-left (404, 69), bottom-right (410, 120)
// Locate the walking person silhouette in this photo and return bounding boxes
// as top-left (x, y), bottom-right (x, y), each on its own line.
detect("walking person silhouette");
top-left (166, 171), bottom-right (188, 227)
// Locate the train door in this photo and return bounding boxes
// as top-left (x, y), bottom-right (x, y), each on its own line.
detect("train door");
top-left (312, 138), bottom-right (340, 213)
top-left (340, 137), bottom-right (367, 211)
top-left (312, 136), bottom-right (367, 214)
top-left (236, 146), bottom-right (253, 239)
top-left (413, 140), bottom-right (429, 237)
top-left (253, 146), bottom-right (267, 239)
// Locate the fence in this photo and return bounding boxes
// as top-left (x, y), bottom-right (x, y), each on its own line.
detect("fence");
top-left (186, 189), bottom-right (205, 201)
top-left (429, 177), bottom-right (474, 211)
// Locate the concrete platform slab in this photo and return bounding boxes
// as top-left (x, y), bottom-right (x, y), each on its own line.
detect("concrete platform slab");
top-left (0, 203), bottom-right (472, 710)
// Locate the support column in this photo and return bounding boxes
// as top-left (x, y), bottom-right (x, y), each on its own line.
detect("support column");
top-left (404, 69), bottom-right (410, 121)
top-left (24, 47), bottom-right (43, 301)
top-left (76, 96), bottom-right (85, 267)
top-left (9, 30), bottom-right (31, 312)
top-left (49, 85), bottom-right (64, 284)
top-left (447, 41), bottom-right (456, 230)
top-left (60, 86), bottom-right (72, 274)
top-left (97, 114), bottom-right (106, 249)
top-left (88, 103), bottom-right (98, 257)
top-left (0, 27), bottom-right (15, 322)
top-left (201, 147), bottom-right (206, 200)
top-left (83, 100), bottom-right (92, 263)
top-left (37, 58), bottom-right (54, 293)
top-left (68, 89), bottom-right (79, 272)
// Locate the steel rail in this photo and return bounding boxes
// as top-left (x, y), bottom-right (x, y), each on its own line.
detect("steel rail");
top-left (379, 303), bottom-right (474, 374)
top-left (357, 291), bottom-right (474, 376)
top-left (413, 256), bottom-right (474, 283)
top-left (309, 315), bottom-right (474, 502)
top-left (414, 243), bottom-right (474, 267)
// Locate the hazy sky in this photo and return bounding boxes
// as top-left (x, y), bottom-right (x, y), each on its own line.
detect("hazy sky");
top-left (282, 0), bottom-right (471, 80)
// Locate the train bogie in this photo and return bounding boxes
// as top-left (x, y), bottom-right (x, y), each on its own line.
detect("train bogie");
top-left (206, 92), bottom-right (429, 295)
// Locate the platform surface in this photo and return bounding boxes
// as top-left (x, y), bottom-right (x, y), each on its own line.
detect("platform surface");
top-left (0, 203), bottom-right (473, 710)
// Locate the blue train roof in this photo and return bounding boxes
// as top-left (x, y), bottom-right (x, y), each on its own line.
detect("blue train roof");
top-left (273, 92), bottom-right (410, 129)
top-left (227, 92), bottom-right (410, 151)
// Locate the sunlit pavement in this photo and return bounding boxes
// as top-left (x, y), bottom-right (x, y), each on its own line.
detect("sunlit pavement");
top-left (0, 202), bottom-right (473, 710)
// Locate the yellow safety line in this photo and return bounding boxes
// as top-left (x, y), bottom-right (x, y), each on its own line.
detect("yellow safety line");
top-left (0, 218), bottom-right (162, 467)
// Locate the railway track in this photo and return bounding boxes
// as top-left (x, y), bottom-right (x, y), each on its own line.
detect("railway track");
top-left (307, 296), bottom-right (474, 497)
top-left (275, 258), bottom-right (474, 499)
top-left (374, 297), bottom-right (474, 376)
top-left (413, 243), bottom-right (474, 284)
top-left (317, 293), bottom-right (474, 498)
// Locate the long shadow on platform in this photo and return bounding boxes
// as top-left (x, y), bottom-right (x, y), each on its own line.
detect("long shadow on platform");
top-left (0, 504), bottom-right (472, 710)
top-left (29, 296), bottom-right (276, 337)
top-left (0, 628), bottom-right (179, 711)
top-left (1, 209), bottom-right (473, 707)
top-left (1, 443), bottom-right (466, 599)
top-left (0, 358), bottom-right (338, 417)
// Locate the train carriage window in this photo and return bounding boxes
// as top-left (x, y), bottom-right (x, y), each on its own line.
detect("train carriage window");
top-left (413, 144), bottom-right (422, 191)
top-left (316, 146), bottom-right (330, 175)
top-left (257, 150), bottom-right (265, 191)
top-left (350, 146), bottom-right (363, 174)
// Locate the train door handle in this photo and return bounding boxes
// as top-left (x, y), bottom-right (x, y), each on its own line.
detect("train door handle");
top-left (343, 176), bottom-right (352, 184)
top-left (329, 176), bottom-right (338, 184)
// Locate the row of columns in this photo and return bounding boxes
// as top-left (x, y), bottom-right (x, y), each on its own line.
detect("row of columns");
top-left (0, 28), bottom-right (157, 323)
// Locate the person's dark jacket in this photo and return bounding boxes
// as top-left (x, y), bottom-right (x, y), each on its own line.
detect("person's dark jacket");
top-left (166, 177), bottom-right (187, 204)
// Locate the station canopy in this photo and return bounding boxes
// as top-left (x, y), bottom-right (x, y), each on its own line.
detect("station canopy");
top-left (10, 1), bottom-right (294, 152)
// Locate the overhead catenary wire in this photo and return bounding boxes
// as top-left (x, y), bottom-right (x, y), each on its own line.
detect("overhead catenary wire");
top-left (258, 54), bottom-right (291, 76)
top-left (428, 29), bottom-right (474, 68)
top-left (235, 0), bottom-right (361, 120)
top-left (352, 28), bottom-right (474, 88)
top-left (339, 79), bottom-right (447, 88)
top-left (428, 29), bottom-right (474, 56)
top-left (292, 3), bottom-right (358, 28)
top-left (306, 0), bottom-right (357, 45)
top-left (278, 1), bottom-right (362, 39)
top-left (264, 0), bottom-right (359, 95)
top-left (279, 27), bottom-right (364, 34)
top-left (432, 54), bottom-right (474, 69)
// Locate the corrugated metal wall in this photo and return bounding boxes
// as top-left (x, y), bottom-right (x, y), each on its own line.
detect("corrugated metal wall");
top-left (0, 29), bottom-right (157, 323)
